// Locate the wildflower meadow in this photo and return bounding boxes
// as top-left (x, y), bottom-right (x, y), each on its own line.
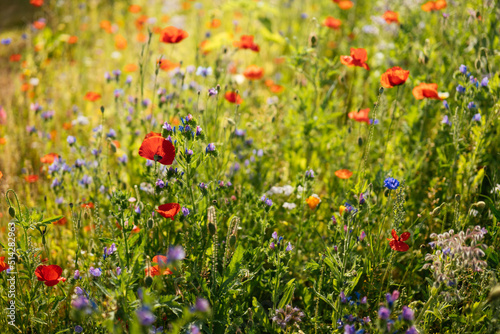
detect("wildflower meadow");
top-left (0, 0), bottom-right (500, 333)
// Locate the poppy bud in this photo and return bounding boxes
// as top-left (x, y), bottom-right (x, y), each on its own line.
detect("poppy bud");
top-left (455, 194), bottom-right (461, 202)
top-left (8, 206), bottom-right (16, 218)
top-left (100, 106), bottom-right (105, 113)
top-left (109, 141), bottom-right (117, 153)
top-left (147, 218), bottom-right (154, 229)
top-left (487, 285), bottom-right (500, 303)
top-left (208, 223), bottom-right (216, 235)
top-left (229, 235), bottom-right (236, 247)
top-left (379, 87), bottom-right (384, 94)
top-left (358, 137), bottom-right (363, 146)
top-left (309, 33), bottom-right (317, 48)
top-left (145, 276), bottom-right (153, 287)
top-left (384, 189), bottom-right (390, 197)
top-left (474, 201), bottom-right (485, 209)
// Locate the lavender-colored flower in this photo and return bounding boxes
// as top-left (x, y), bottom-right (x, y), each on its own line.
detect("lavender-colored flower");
top-left (185, 149), bottom-right (193, 156)
top-left (378, 307), bottom-right (390, 320)
top-left (481, 77), bottom-right (489, 87)
top-left (402, 306), bottom-right (414, 321)
top-left (78, 175), bottom-right (93, 187)
top-left (182, 207), bottom-right (190, 216)
top-left (384, 177), bottom-right (400, 190)
top-left (208, 87), bottom-right (218, 96)
top-left (126, 76), bottom-right (132, 84)
top-left (136, 307), bottom-right (156, 326)
top-left (301, 13), bottom-right (308, 19)
top-left (199, 182), bottom-right (207, 189)
top-left (74, 325), bottom-right (83, 333)
top-left (344, 325), bottom-right (355, 334)
top-left (265, 198), bottom-right (273, 206)
top-left (75, 287), bottom-right (84, 295)
top-left (442, 100), bottom-right (449, 110)
top-left (406, 326), bottom-right (418, 334)
top-left (270, 242), bottom-right (275, 250)
top-left (167, 246), bottom-right (185, 263)
top-left (71, 295), bottom-right (90, 310)
top-left (340, 291), bottom-right (347, 303)
top-left (472, 113), bottom-right (481, 122)
top-left (441, 115), bottom-right (451, 125)
top-left (456, 85), bottom-right (466, 93)
top-left (194, 298), bottom-right (210, 312)
top-left (89, 267), bottom-right (102, 277)
top-left (286, 242), bottom-right (293, 251)
top-left (116, 267), bottom-right (121, 275)
top-left (459, 64), bottom-right (467, 74)
top-left (359, 231), bottom-right (366, 241)
top-left (118, 154), bottom-right (128, 164)
top-left (467, 101), bottom-right (476, 109)
top-left (305, 169), bottom-right (315, 179)
top-left (156, 179), bottom-right (166, 188)
top-left (1, 38), bottom-right (12, 45)
top-left (196, 66), bottom-right (213, 77)
top-left (135, 206), bottom-right (141, 214)
top-left (190, 325), bottom-right (200, 334)
top-left (206, 143), bottom-right (216, 152)
top-left (271, 305), bottom-right (305, 330)
top-left (235, 128), bottom-right (245, 137)
top-left (106, 129), bottom-right (117, 138)
top-left (67, 135), bottom-right (76, 145)
top-left (74, 270), bottom-right (81, 280)
top-left (56, 197), bottom-right (64, 204)
top-left (272, 231), bottom-right (278, 240)
top-left (107, 243), bottom-right (117, 255)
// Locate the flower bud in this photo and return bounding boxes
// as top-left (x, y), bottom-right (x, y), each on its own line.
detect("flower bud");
top-left (8, 206), bottom-right (16, 218)
top-left (144, 276), bottom-right (153, 287)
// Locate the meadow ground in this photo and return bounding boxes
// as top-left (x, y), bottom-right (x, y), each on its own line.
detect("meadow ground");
top-left (0, 0), bottom-right (499, 333)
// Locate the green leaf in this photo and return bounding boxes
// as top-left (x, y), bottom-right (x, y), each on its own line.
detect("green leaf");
top-left (278, 278), bottom-right (296, 309)
top-left (40, 215), bottom-right (63, 225)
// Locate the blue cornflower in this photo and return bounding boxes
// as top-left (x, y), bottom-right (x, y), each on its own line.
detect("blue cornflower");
top-left (384, 177), bottom-right (400, 190)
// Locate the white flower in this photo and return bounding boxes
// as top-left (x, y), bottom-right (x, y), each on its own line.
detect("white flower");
top-left (72, 115), bottom-right (89, 126)
top-left (283, 202), bottom-right (296, 210)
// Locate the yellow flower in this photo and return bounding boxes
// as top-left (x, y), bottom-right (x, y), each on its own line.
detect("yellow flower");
top-left (306, 194), bottom-right (321, 210)
top-left (339, 205), bottom-right (346, 216)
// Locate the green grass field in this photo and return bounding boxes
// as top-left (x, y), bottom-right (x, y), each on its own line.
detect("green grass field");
top-left (0, 0), bottom-right (499, 333)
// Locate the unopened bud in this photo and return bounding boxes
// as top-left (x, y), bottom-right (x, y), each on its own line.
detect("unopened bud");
top-left (8, 207), bottom-right (16, 218)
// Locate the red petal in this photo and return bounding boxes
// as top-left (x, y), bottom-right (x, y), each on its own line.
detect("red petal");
top-left (391, 229), bottom-right (398, 240)
top-left (390, 240), bottom-right (409, 252)
top-left (400, 232), bottom-right (411, 241)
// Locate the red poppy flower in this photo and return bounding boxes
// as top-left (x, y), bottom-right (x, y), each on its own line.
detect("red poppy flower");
top-left (129, 4), bottom-right (141, 13)
top-left (156, 203), bottom-right (181, 220)
top-left (348, 108), bottom-right (370, 124)
top-left (115, 34), bottom-right (128, 50)
top-left (84, 92), bottom-right (101, 101)
top-left (333, 0), bottom-right (354, 10)
top-left (412, 83), bottom-right (441, 100)
top-left (224, 92), bottom-right (243, 104)
top-left (124, 63), bottom-right (138, 73)
top-left (382, 11), bottom-right (399, 24)
top-left (381, 67), bottom-right (409, 88)
top-left (81, 202), bottom-right (94, 209)
top-left (9, 54), bottom-right (21, 62)
top-left (67, 36), bottom-right (78, 44)
top-left (422, 0), bottom-right (447, 11)
top-left (388, 229), bottom-right (410, 252)
top-left (158, 59), bottom-right (180, 71)
top-left (233, 35), bottom-right (260, 52)
top-left (243, 65), bottom-right (264, 80)
top-left (0, 257), bottom-right (9, 273)
top-left (40, 153), bottom-right (59, 164)
top-left (138, 133), bottom-right (176, 165)
top-left (33, 20), bottom-right (46, 30)
top-left (323, 17), bottom-right (342, 30)
top-left (208, 18), bottom-right (221, 29)
top-left (145, 265), bottom-right (172, 277)
top-left (25, 175), bottom-right (39, 183)
top-left (30, 0), bottom-right (43, 6)
top-left (340, 48), bottom-right (370, 70)
top-left (53, 217), bottom-right (67, 226)
top-left (35, 264), bottom-right (65, 286)
top-left (335, 169), bottom-right (353, 179)
top-left (160, 26), bottom-right (189, 44)
top-left (135, 15), bottom-right (148, 31)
